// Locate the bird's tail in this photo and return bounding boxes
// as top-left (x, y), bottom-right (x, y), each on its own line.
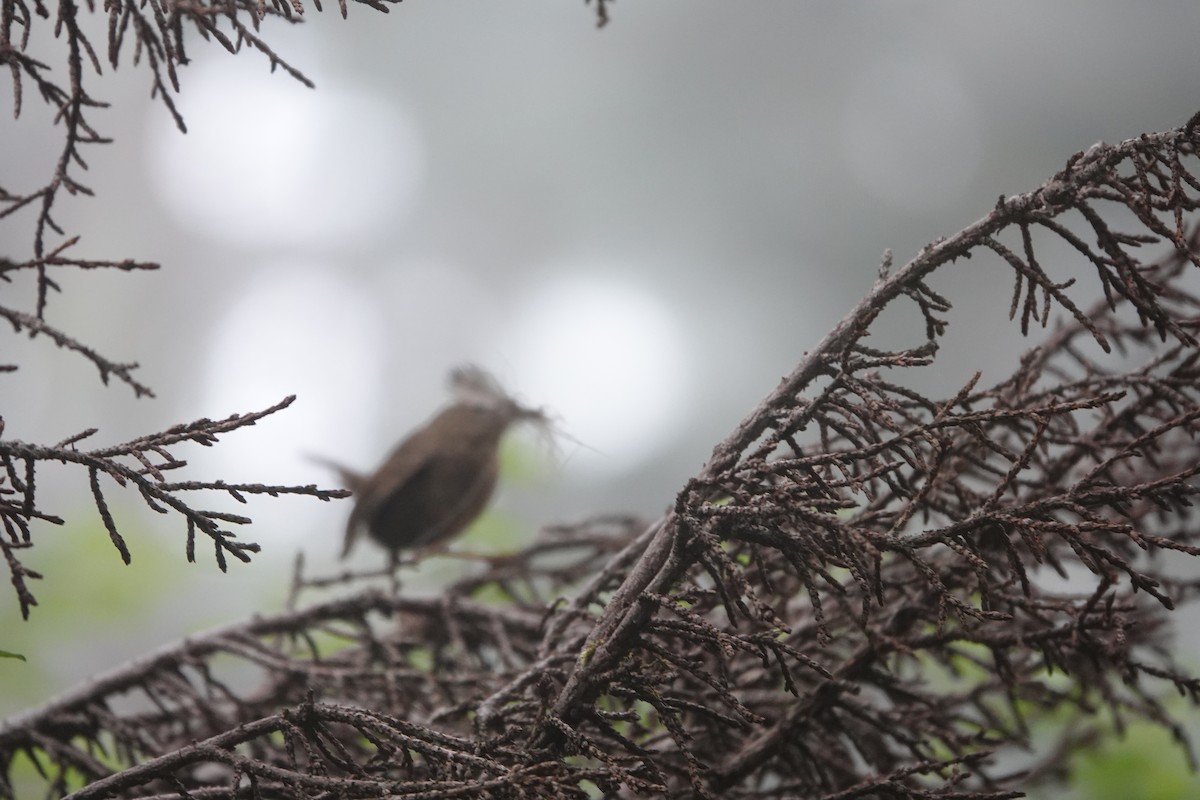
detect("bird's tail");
top-left (305, 454), bottom-right (366, 493)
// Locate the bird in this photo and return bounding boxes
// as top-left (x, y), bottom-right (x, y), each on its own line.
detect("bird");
top-left (323, 366), bottom-right (549, 565)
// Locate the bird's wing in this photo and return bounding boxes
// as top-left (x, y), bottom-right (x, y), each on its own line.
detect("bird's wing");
top-left (374, 453), bottom-right (499, 550)
top-left (341, 437), bottom-right (436, 558)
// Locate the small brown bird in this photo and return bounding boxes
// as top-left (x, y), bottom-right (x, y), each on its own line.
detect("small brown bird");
top-left (328, 366), bottom-right (549, 563)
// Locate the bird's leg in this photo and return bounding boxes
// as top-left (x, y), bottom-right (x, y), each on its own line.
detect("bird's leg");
top-left (387, 549), bottom-right (406, 594)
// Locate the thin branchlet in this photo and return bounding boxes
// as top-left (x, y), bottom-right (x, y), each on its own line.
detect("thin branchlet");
top-left (0, 395), bottom-right (350, 619)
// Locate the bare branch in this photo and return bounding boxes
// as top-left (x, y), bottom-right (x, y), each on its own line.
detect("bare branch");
top-left (0, 395), bottom-right (350, 618)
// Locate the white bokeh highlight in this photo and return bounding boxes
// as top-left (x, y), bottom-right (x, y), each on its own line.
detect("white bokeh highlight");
top-left (147, 54), bottom-right (424, 249)
top-left (196, 262), bottom-right (386, 521)
top-left (499, 270), bottom-right (692, 478)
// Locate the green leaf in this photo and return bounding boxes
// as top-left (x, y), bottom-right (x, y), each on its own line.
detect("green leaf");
top-left (0, 649), bottom-right (27, 661)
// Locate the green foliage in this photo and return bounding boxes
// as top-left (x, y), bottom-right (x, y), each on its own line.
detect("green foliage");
top-left (0, 505), bottom-right (190, 718)
top-left (1047, 715), bottom-right (1200, 800)
top-left (498, 432), bottom-right (554, 485)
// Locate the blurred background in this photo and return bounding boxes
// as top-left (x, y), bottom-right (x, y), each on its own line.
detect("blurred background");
top-left (3, 3), bottom-right (1199, 794)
